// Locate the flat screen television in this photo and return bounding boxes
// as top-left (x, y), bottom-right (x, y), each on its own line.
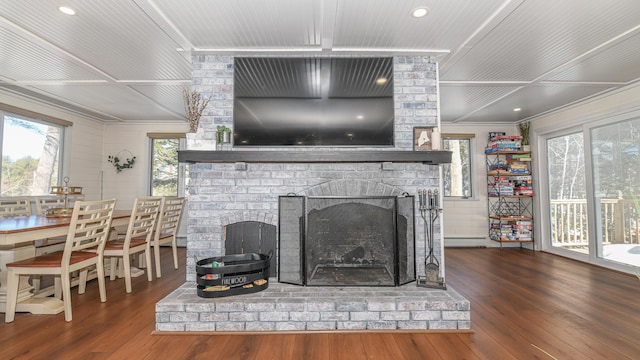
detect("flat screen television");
top-left (233, 57), bottom-right (394, 147)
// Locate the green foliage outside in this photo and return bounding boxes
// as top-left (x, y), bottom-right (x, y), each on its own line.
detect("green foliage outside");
top-left (1, 156), bottom-right (39, 196)
top-left (151, 138), bottom-right (179, 196)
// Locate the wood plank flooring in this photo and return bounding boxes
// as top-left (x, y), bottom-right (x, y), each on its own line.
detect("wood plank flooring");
top-left (1, 247), bottom-right (639, 359)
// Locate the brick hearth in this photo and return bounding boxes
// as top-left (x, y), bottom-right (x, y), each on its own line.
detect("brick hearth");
top-left (157, 282), bottom-right (470, 332)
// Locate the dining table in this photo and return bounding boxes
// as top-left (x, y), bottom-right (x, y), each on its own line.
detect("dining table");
top-left (0, 210), bottom-right (131, 315)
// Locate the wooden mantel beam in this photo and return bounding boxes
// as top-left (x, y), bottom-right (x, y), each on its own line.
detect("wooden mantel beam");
top-left (178, 150), bottom-right (452, 164)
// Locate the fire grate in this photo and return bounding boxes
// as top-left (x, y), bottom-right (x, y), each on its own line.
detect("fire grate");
top-left (196, 252), bottom-right (271, 298)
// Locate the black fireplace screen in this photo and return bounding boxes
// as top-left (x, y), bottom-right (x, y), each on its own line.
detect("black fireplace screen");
top-left (278, 195), bottom-right (415, 286)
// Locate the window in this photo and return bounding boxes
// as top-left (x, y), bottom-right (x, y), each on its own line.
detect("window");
top-left (542, 116), bottom-right (640, 272)
top-left (149, 134), bottom-right (187, 196)
top-left (1, 113), bottom-right (64, 196)
top-left (442, 134), bottom-right (473, 198)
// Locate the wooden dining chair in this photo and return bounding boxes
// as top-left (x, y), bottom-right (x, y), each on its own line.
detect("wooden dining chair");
top-left (34, 196), bottom-right (65, 214)
top-left (94, 196), bottom-right (161, 293)
top-left (150, 196), bottom-right (185, 278)
top-left (4, 198), bottom-right (116, 323)
top-left (0, 197), bottom-right (32, 216)
top-left (31, 196), bottom-right (85, 293)
top-left (34, 196), bottom-right (84, 253)
top-left (34, 195), bottom-right (82, 214)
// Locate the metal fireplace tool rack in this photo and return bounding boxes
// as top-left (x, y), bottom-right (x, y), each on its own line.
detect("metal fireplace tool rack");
top-left (417, 189), bottom-right (446, 289)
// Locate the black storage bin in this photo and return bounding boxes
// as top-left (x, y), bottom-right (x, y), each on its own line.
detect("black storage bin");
top-left (195, 252), bottom-right (271, 298)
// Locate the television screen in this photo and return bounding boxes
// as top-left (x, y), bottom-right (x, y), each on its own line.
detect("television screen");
top-left (233, 57), bottom-right (394, 147)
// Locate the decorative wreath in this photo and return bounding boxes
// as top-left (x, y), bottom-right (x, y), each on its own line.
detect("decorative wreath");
top-left (108, 150), bottom-right (136, 173)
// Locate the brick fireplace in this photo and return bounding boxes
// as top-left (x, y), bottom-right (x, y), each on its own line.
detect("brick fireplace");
top-left (155, 55), bottom-right (471, 332)
top-left (184, 55), bottom-right (443, 281)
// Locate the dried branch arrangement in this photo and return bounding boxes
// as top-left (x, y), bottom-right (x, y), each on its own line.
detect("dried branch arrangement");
top-left (183, 88), bottom-right (211, 133)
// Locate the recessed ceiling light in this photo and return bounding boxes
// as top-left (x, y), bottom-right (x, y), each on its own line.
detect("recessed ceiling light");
top-left (58, 6), bottom-right (76, 15)
top-left (513, 108), bottom-right (522, 112)
top-left (356, 115), bottom-right (364, 120)
top-left (375, 77), bottom-right (388, 85)
top-left (411, 7), bottom-right (429, 18)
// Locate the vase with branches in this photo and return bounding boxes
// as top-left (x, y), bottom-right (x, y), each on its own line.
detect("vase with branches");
top-left (183, 88), bottom-right (211, 133)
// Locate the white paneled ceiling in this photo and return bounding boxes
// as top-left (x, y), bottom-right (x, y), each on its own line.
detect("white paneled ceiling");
top-left (0, 0), bottom-right (639, 124)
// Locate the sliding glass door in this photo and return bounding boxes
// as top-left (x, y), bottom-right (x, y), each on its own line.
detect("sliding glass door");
top-left (547, 132), bottom-right (588, 256)
top-left (591, 118), bottom-right (640, 267)
top-left (543, 118), bottom-right (640, 270)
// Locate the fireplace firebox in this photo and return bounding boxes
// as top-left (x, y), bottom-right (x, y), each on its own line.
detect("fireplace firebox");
top-left (278, 195), bottom-right (415, 286)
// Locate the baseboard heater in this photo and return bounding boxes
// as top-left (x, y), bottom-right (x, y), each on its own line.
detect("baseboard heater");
top-left (444, 236), bottom-right (487, 248)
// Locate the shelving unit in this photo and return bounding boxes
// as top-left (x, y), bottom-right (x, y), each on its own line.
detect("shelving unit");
top-left (486, 150), bottom-right (534, 250)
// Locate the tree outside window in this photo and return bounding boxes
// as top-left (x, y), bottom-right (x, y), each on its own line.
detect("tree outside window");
top-left (1, 115), bottom-right (63, 196)
top-left (443, 135), bottom-right (472, 198)
top-left (150, 137), bottom-right (187, 197)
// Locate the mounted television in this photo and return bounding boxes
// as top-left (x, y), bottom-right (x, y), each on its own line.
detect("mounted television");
top-left (233, 57), bottom-right (394, 147)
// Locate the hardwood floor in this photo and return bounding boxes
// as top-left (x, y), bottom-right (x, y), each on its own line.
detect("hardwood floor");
top-left (2, 247), bottom-right (639, 359)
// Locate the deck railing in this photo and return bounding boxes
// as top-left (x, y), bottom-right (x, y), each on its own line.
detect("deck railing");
top-left (551, 199), bottom-right (640, 247)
